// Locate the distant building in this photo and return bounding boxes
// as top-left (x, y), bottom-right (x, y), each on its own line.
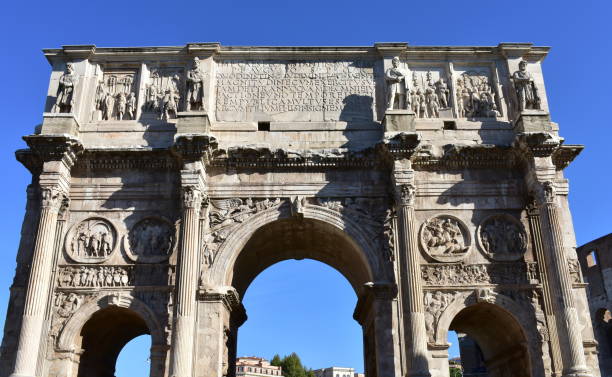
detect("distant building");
top-left (236, 357), bottom-right (282, 377)
top-left (313, 366), bottom-right (363, 377)
top-left (577, 233), bottom-right (612, 376)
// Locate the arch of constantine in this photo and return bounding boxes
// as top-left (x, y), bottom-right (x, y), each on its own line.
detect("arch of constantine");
top-left (0, 42), bottom-right (601, 377)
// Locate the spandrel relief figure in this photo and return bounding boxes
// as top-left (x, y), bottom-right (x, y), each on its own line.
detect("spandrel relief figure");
top-left (385, 57), bottom-right (409, 110)
top-left (420, 216), bottom-right (471, 262)
top-left (185, 57), bottom-right (205, 111)
top-left (512, 60), bottom-right (541, 111)
top-left (455, 71), bottom-right (500, 118)
top-left (51, 63), bottom-right (77, 113)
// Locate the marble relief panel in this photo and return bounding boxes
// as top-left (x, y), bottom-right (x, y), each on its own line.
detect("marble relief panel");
top-left (454, 66), bottom-right (501, 118)
top-left (93, 69), bottom-right (139, 121)
top-left (407, 66), bottom-right (452, 119)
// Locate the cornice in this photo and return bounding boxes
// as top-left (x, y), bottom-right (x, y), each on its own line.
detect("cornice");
top-left (41, 42), bottom-right (550, 63)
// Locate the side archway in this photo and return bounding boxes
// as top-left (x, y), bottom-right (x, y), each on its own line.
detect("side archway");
top-left (56, 293), bottom-right (166, 377)
top-left (434, 291), bottom-right (543, 377)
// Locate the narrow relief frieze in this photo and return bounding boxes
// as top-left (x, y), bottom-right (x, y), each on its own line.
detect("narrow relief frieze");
top-left (421, 262), bottom-right (539, 286)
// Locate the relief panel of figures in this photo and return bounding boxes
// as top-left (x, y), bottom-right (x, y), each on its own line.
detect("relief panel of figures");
top-left (143, 66), bottom-right (184, 120)
top-left (454, 66), bottom-right (501, 118)
top-left (93, 69), bottom-right (139, 121)
top-left (408, 67), bottom-right (452, 119)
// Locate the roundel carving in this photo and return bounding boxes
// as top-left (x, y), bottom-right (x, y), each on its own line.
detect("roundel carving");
top-left (419, 215), bottom-right (471, 262)
top-left (123, 217), bottom-right (177, 263)
top-left (477, 214), bottom-right (527, 261)
top-left (65, 217), bottom-right (118, 263)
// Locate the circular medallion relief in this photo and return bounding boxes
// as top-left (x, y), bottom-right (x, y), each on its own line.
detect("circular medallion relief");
top-left (65, 217), bottom-right (118, 263)
top-left (123, 217), bottom-right (176, 263)
top-left (477, 214), bottom-right (527, 261)
top-left (419, 215), bottom-right (471, 262)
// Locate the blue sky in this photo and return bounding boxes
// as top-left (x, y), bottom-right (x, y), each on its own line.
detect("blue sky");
top-left (1, 0), bottom-right (610, 375)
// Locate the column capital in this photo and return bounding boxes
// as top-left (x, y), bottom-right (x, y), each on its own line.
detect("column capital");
top-left (40, 186), bottom-right (69, 212)
top-left (23, 134), bottom-right (83, 168)
top-left (181, 185), bottom-right (206, 210)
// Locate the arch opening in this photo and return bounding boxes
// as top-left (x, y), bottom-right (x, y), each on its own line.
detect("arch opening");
top-left (449, 303), bottom-right (531, 377)
top-left (237, 259), bottom-right (363, 374)
top-left (229, 218), bottom-right (374, 298)
top-left (224, 216), bottom-right (385, 377)
top-left (76, 306), bottom-right (151, 377)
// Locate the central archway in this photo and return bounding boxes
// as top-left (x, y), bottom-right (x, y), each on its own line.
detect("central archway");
top-left (206, 204), bottom-right (399, 377)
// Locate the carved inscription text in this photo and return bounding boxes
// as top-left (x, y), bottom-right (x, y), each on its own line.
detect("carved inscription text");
top-left (216, 60), bottom-right (377, 121)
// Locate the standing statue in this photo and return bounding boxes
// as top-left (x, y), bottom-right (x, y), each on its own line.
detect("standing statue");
top-left (511, 60), bottom-right (541, 111)
top-left (185, 57), bottom-right (205, 111)
top-left (434, 78), bottom-right (450, 108)
top-left (51, 63), bottom-right (77, 113)
top-left (385, 57), bottom-right (409, 110)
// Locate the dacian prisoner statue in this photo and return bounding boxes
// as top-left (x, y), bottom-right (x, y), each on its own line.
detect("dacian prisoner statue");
top-left (385, 56), bottom-right (409, 110)
top-left (51, 63), bottom-right (76, 113)
top-left (0, 42), bottom-right (601, 377)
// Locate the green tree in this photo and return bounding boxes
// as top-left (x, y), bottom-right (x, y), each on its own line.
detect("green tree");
top-left (272, 352), bottom-right (315, 377)
top-left (271, 354), bottom-right (282, 367)
top-left (449, 366), bottom-right (462, 377)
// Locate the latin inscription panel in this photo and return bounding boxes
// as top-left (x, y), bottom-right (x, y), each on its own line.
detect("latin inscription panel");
top-left (215, 60), bottom-right (378, 122)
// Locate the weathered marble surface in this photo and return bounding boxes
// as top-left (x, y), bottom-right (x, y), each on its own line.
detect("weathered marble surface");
top-left (0, 42), bottom-right (599, 377)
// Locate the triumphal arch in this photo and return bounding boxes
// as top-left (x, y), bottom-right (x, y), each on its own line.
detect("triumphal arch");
top-left (0, 42), bottom-right (601, 377)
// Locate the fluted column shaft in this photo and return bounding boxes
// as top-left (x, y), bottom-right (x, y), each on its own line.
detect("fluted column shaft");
top-left (10, 187), bottom-right (66, 377)
top-left (170, 185), bottom-right (203, 377)
top-left (535, 182), bottom-right (591, 377)
top-left (527, 201), bottom-right (564, 376)
top-left (393, 170), bottom-right (430, 377)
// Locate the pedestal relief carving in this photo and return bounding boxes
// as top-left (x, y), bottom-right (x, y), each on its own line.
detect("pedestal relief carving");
top-left (123, 217), bottom-right (177, 263)
top-left (419, 215), bottom-right (471, 262)
top-left (51, 63), bottom-right (77, 113)
top-left (511, 60), bottom-right (541, 111)
top-left (64, 217), bottom-right (118, 263)
top-left (94, 70), bottom-right (138, 121)
top-left (455, 69), bottom-right (500, 118)
top-left (477, 214), bottom-right (527, 261)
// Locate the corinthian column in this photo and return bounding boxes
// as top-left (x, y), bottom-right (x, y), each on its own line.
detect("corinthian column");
top-left (533, 180), bottom-right (592, 377)
top-left (10, 135), bottom-right (79, 377)
top-left (392, 163), bottom-right (430, 377)
top-left (10, 187), bottom-right (66, 377)
top-left (170, 183), bottom-right (205, 377)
